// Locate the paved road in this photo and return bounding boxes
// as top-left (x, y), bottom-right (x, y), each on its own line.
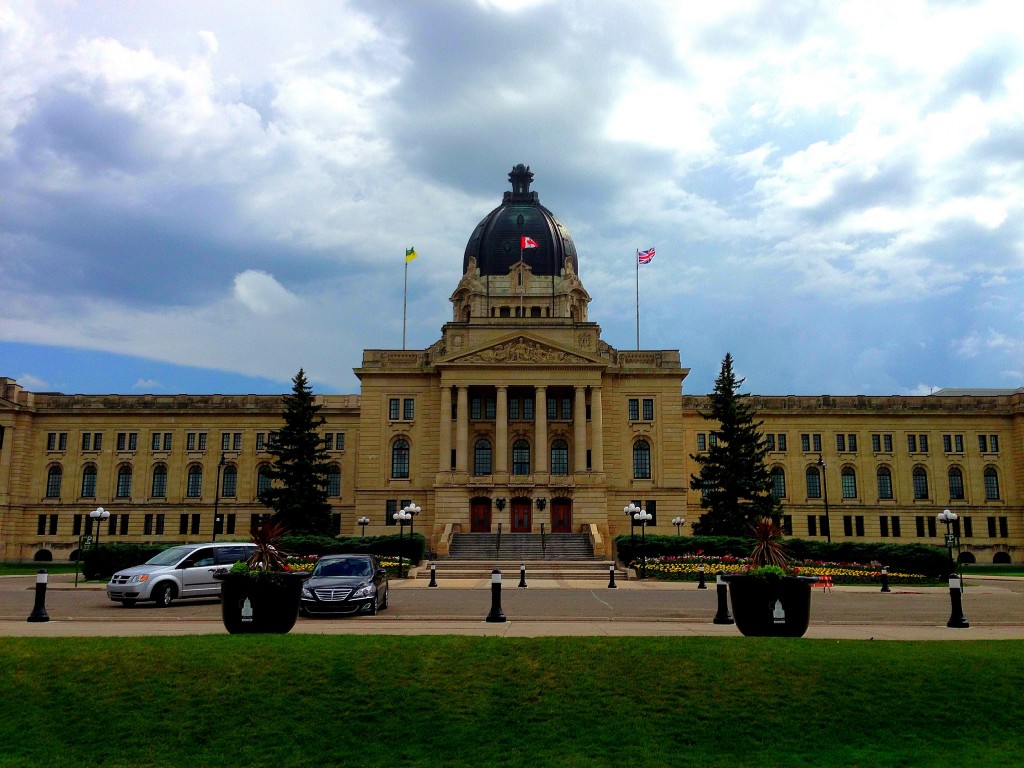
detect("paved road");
top-left (2, 572), bottom-right (1021, 639)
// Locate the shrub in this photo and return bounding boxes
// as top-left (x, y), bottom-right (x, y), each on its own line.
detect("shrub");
top-left (81, 544), bottom-right (171, 580)
top-left (279, 533), bottom-right (425, 565)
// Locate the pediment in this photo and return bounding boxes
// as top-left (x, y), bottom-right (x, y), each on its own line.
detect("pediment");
top-left (439, 334), bottom-right (605, 367)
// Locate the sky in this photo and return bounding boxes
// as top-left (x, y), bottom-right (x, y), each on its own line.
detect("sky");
top-left (2, 0), bottom-right (1023, 398)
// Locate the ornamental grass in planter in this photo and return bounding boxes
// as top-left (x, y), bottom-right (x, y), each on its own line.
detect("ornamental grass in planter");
top-left (723, 517), bottom-right (817, 638)
top-left (215, 520), bottom-right (309, 634)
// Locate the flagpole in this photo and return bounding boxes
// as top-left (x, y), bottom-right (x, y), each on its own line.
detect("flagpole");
top-left (403, 256), bottom-right (408, 350)
top-left (635, 249), bottom-right (640, 349)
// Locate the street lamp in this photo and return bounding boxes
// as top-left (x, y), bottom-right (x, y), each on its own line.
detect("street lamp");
top-left (393, 507), bottom-right (412, 577)
top-left (89, 507), bottom-right (110, 547)
top-left (624, 503), bottom-right (639, 540)
top-left (633, 506), bottom-right (653, 579)
top-left (357, 516), bottom-right (370, 537)
top-left (938, 509), bottom-right (959, 573)
top-left (212, 453), bottom-right (226, 542)
top-left (817, 454), bottom-right (832, 543)
top-left (672, 516), bottom-right (686, 536)
top-left (404, 503), bottom-right (421, 539)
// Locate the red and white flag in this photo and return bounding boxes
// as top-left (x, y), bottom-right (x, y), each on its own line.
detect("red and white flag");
top-left (521, 236), bottom-right (539, 249)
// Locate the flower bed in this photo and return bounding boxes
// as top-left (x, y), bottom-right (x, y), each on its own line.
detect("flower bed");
top-left (630, 553), bottom-right (935, 584)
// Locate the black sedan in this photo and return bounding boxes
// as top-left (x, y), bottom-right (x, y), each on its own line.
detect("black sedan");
top-left (300, 554), bottom-right (389, 616)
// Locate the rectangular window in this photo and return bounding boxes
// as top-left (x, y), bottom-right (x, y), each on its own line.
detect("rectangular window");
top-left (872, 434), bottom-right (881, 452)
top-left (222, 432), bottom-right (231, 451)
top-left (233, 432), bottom-right (242, 451)
top-left (386, 499), bottom-right (398, 526)
top-left (225, 514), bottom-right (235, 535)
top-left (880, 516), bottom-right (889, 537)
top-left (37, 515), bottom-right (47, 536)
top-left (843, 515), bottom-right (853, 537)
top-left (323, 433), bottom-right (334, 450)
top-left (83, 433), bottom-right (92, 451)
top-left (256, 433), bottom-right (266, 451)
top-left (144, 514), bottom-right (154, 535)
top-left (523, 397), bottom-right (534, 420)
top-left (628, 399), bottom-right (639, 421)
top-left (990, 435), bottom-right (999, 452)
top-left (162, 433), bottom-right (171, 451)
top-left (999, 517), bottom-right (1008, 538)
top-left (547, 396), bottom-right (558, 420)
top-left (156, 514), bottom-right (165, 535)
top-left (781, 515), bottom-right (793, 536)
top-left (778, 434), bottom-right (787, 451)
top-left (642, 398), bottom-right (654, 421)
top-left (198, 433), bottom-right (207, 451)
top-left (336, 433), bottom-right (345, 451)
top-left (645, 500), bottom-right (657, 526)
top-left (988, 516), bottom-right (997, 538)
top-left (765, 434), bottom-right (775, 451)
top-left (954, 434), bottom-right (963, 452)
top-left (586, 449), bottom-right (592, 470)
top-left (812, 434), bottom-right (821, 452)
top-left (917, 516), bottom-right (925, 537)
top-left (116, 432), bottom-right (136, 451)
top-left (928, 517), bottom-right (936, 537)
top-left (73, 514), bottom-right (82, 535)
top-left (187, 432), bottom-right (196, 451)
top-left (807, 515), bottom-right (817, 537)
top-left (179, 514), bottom-right (189, 535)
top-left (855, 516), bottom-right (864, 537)
top-left (697, 433), bottom-right (707, 452)
top-left (509, 398), bottom-right (520, 420)
top-left (919, 435), bottom-right (928, 453)
top-left (883, 434), bottom-right (893, 452)
top-left (891, 516), bottom-right (901, 537)
top-left (962, 517), bottom-right (973, 538)
top-left (47, 433), bottom-right (57, 451)
top-left (801, 434), bottom-right (810, 452)
top-left (907, 434), bottom-right (917, 453)
top-left (943, 434), bottom-right (952, 453)
top-left (404, 398), bottom-right (415, 420)
top-left (978, 434), bottom-right (988, 452)
top-left (561, 397), bottom-right (572, 420)
top-left (836, 434), bottom-right (846, 452)
top-left (191, 514), bottom-right (201, 535)
top-left (471, 397), bottom-right (482, 420)
top-left (847, 434), bottom-right (857, 452)
top-left (389, 398), bottom-right (400, 420)
top-left (485, 398), bottom-right (496, 420)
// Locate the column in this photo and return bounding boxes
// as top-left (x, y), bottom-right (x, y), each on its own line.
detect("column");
top-left (495, 385), bottom-right (508, 474)
top-left (534, 385), bottom-right (547, 473)
top-left (439, 385), bottom-right (452, 472)
top-left (574, 385), bottom-right (587, 473)
top-left (456, 386), bottom-right (469, 473)
top-left (591, 386), bottom-right (604, 472)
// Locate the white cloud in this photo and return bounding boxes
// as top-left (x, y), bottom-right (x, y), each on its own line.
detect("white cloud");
top-left (232, 270), bottom-right (299, 316)
top-left (15, 373), bottom-right (49, 390)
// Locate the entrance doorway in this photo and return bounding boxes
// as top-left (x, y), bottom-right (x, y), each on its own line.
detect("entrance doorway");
top-left (470, 500), bottom-right (492, 532)
top-left (510, 500), bottom-right (532, 532)
top-left (550, 500), bottom-right (572, 532)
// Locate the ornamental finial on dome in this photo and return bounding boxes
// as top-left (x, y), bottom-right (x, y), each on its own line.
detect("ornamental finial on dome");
top-left (509, 164), bottom-right (534, 198)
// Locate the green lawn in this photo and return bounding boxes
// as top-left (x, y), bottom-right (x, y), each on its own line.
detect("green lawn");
top-left (0, 563), bottom-right (81, 576)
top-left (1, 636), bottom-right (1021, 767)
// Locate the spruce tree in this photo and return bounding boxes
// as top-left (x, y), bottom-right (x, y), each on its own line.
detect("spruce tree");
top-left (258, 368), bottom-right (334, 536)
top-left (690, 353), bottom-right (781, 536)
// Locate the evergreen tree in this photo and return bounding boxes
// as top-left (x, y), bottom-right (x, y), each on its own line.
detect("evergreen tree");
top-left (258, 369), bottom-right (334, 536)
top-left (690, 353), bottom-right (781, 536)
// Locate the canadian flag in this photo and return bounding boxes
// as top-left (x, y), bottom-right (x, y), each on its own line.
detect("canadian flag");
top-left (521, 236), bottom-right (539, 249)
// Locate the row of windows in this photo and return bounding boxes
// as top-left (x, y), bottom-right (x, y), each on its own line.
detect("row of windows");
top-left (389, 438), bottom-right (653, 480)
top-left (695, 432), bottom-right (1004, 455)
top-left (773, 514), bottom-right (1012, 540)
top-left (44, 463), bottom-right (343, 500)
top-left (767, 465), bottom-right (1002, 502)
top-left (35, 511), bottom-right (344, 538)
top-left (45, 430), bottom-right (346, 454)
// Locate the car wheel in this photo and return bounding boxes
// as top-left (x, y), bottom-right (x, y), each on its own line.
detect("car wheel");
top-left (120, 599), bottom-right (137, 608)
top-left (152, 583), bottom-right (175, 608)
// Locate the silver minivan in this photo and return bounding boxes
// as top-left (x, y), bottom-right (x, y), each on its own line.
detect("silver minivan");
top-left (106, 542), bottom-right (256, 607)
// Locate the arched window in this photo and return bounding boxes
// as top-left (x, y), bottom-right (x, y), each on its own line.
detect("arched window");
top-left (984, 467), bottom-right (1000, 500)
top-left (152, 465), bottom-right (167, 498)
top-left (46, 465), bottom-right (63, 498)
top-left (512, 439), bottom-right (531, 476)
top-left (912, 466), bottom-right (928, 500)
top-left (841, 467), bottom-right (857, 499)
top-left (877, 467), bottom-right (893, 499)
top-left (550, 439), bottom-right (569, 476)
top-left (257, 466), bottom-right (273, 495)
top-left (632, 439), bottom-right (651, 479)
top-left (81, 465), bottom-right (97, 498)
top-left (806, 466), bottom-right (821, 498)
top-left (770, 467), bottom-right (786, 499)
top-left (474, 440), bottom-right (492, 476)
top-left (327, 465), bottom-right (341, 497)
top-left (222, 465), bottom-right (237, 498)
top-left (187, 465), bottom-right (203, 498)
top-left (391, 439), bottom-right (410, 479)
top-left (948, 467), bottom-right (964, 500)
top-left (116, 465), bottom-right (133, 498)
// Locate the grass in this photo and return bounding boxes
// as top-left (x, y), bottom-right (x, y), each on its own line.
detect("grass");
top-left (1, 636), bottom-right (1022, 767)
top-left (0, 563), bottom-right (81, 576)
top-left (964, 564), bottom-right (1024, 577)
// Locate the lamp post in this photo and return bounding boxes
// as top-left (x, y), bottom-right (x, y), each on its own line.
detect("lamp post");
top-left (357, 516), bottom-right (370, 537)
top-left (393, 507), bottom-right (412, 577)
top-left (633, 507), bottom-right (653, 579)
top-left (938, 508), bottom-right (959, 574)
top-left (672, 516), bottom-right (686, 536)
top-left (89, 507), bottom-right (110, 548)
top-left (817, 454), bottom-right (832, 543)
top-left (404, 502), bottom-right (421, 539)
top-left (624, 503), bottom-right (638, 540)
top-left (212, 453), bottom-right (226, 542)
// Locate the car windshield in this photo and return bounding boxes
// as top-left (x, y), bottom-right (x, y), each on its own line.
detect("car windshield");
top-left (144, 546), bottom-right (196, 566)
top-left (315, 559), bottom-right (372, 578)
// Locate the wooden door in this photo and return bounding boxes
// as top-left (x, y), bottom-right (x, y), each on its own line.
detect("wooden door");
top-left (470, 501), bottom-right (491, 532)
top-left (510, 501), bottom-right (532, 533)
top-left (550, 500), bottom-right (572, 533)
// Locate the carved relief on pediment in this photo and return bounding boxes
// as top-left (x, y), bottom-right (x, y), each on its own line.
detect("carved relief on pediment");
top-left (454, 336), bottom-right (596, 366)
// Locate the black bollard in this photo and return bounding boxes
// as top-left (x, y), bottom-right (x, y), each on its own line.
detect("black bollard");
top-left (697, 564), bottom-right (707, 589)
top-left (27, 569), bottom-right (50, 623)
top-left (607, 564), bottom-right (617, 588)
top-left (712, 572), bottom-right (734, 625)
top-left (486, 569), bottom-right (506, 623)
top-left (428, 562), bottom-right (438, 588)
top-left (518, 563), bottom-right (528, 588)
top-left (880, 566), bottom-right (891, 593)
top-left (946, 573), bottom-right (969, 628)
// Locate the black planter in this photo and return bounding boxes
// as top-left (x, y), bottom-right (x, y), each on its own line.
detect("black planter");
top-left (723, 574), bottom-right (817, 637)
top-left (216, 571), bottom-right (309, 634)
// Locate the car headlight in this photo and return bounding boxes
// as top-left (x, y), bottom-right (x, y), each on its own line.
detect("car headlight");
top-left (351, 584), bottom-right (375, 599)
top-left (129, 574), bottom-right (149, 584)
top-left (302, 586), bottom-right (314, 597)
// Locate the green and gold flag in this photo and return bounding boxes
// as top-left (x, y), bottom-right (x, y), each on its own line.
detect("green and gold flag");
top-left (405, 246), bottom-right (418, 262)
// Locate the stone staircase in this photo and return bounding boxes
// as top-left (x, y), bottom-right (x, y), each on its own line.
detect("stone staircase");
top-left (415, 533), bottom-right (625, 582)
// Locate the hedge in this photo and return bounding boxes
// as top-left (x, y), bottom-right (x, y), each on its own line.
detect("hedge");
top-left (614, 534), bottom-right (951, 577)
top-left (81, 544), bottom-right (172, 580)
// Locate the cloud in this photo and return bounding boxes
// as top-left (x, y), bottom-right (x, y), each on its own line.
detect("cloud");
top-left (15, 373), bottom-right (49, 391)
top-left (232, 270), bottom-right (299, 315)
top-left (133, 378), bottom-right (161, 390)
